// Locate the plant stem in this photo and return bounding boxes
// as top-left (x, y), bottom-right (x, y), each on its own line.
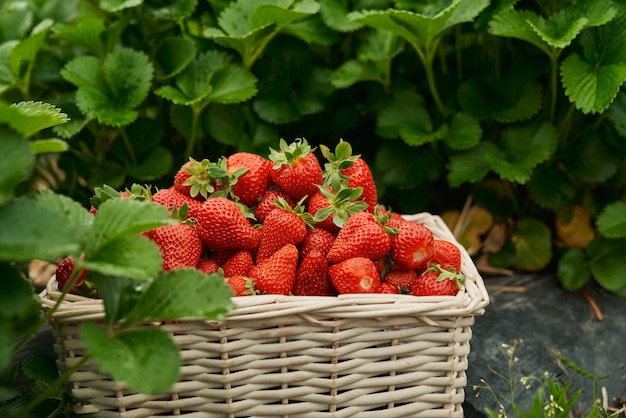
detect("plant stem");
top-left (422, 42), bottom-right (448, 118)
top-left (548, 48), bottom-right (562, 124)
top-left (186, 103), bottom-right (205, 158)
top-left (119, 128), bottom-right (137, 165)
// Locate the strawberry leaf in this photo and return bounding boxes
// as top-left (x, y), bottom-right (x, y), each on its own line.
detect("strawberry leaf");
top-left (560, 133), bottom-right (619, 183)
top-left (587, 237), bottom-right (626, 291)
top-left (90, 275), bottom-right (150, 326)
top-left (596, 201), bottom-right (626, 238)
top-left (331, 59), bottom-right (384, 89)
top-left (146, 0), bottom-right (197, 20)
top-left (446, 142), bottom-right (491, 187)
top-left (0, 262), bottom-right (39, 320)
top-left (99, 0), bottom-right (143, 13)
top-left (127, 146), bottom-right (173, 181)
top-left (154, 37), bottom-right (196, 79)
top-left (0, 5), bottom-right (33, 40)
top-left (9, 19), bottom-right (53, 80)
top-left (0, 133), bottom-right (32, 201)
top-left (443, 112), bottom-right (481, 150)
top-left (28, 138), bottom-right (68, 154)
top-left (207, 63), bottom-right (258, 104)
top-left (21, 354), bottom-right (59, 385)
top-left (81, 323), bottom-right (180, 395)
top-left (52, 17), bottom-right (107, 56)
top-left (558, 248), bottom-right (591, 291)
top-left (0, 101), bottom-right (69, 138)
top-left (282, 15), bottom-right (340, 45)
top-left (513, 217), bottom-right (552, 271)
top-left (320, 0), bottom-right (363, 32)
top-left (526, 164), bottom-right (577, 211)
top-left (606, 91), bottom-right (626, 137)
top-left (123, 269), bottom-right (234, 326)
top-left (376, 89), bottom-right (431, 140)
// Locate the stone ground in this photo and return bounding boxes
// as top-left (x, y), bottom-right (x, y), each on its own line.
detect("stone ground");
top-left (464, 273), bottom-right (626, 417)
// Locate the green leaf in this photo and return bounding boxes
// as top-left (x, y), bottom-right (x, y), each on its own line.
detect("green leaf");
top-left (513, 217), bottom-right (552, 271)
top-left (375, 140), bottom-right (444, 188)
top-left (0, 198), bottom-right (82, 262)
top-left (320, 0), bottom-right (363, 32)
top-left (103, 48), bottom-right (153, 110)
top-left (154, 37), bottom-right (196, 79)
top-left (560, 133), bottom-right (619, 183)
top-left (81, 323), bottom-right (180, 395)
top-left (204, 23), bottom-right (276, 69)
top-left (0, 4), bottom-right (33, 41)
top-left (146, 0), bottom-right (197, 20)
top-left (526, 163), bottom-right (577, 211)
top-left (558, 248), bottom-right (591, 291)
top-left (127, 146), bottom-right (173, 181)
top-left (331, 59), bottom-right (384, 88)
top-left (358, 29), bottom-right (405, 61)
top-left (90, 274), bottom-right (151, 326)
top-left (485, 121), bottom-right (558, 184)
top-left (0, 263), bottom-right (37, 319)
top-left (52, 17), bottom-right (106, 56)
top-left (283, 15), bottom-right (341, 45)
top-left (443, 112), bottom-right (481, 150)
top-left (0, 101), bottom-right (69, 138)
top-left (250, 1), bottom-right (320, 30)
top-left (0, 321), bottom-right (11, 371)
top-left (22, 354), bottom-right (59, 385)
top-left (33, 190), bottom-right (93, 240)
top-left (81, 234), bottom-right (163, 279)
top-left (124, 269), bottom-right (234, 326)
top-left (206, 104), bottom-right (246, 147)
top-left (376, 89), bottom-right (431, 140)
top-left (446, 142), bottom-right (491, 187)
top-left (587, 237), bottom-right (626, 291)
top-left (99, 0), bottom-right (143, 13)
top-left (28, 138), bottom-right (68, 154)
top-left (0, 134), bottom-right (32, 202)
top-left (207, 63), bottom-right (258, 104)
top-left (606, 91), bottom-right (626, 137)
top-left (596, 201), bottom-right (626, 238)
top-left (85, 199), bottom-right (174, 257)
top-left (0, 41), bottom-right (17, 94)
top-left (9, 19), bottom-right (53, 78)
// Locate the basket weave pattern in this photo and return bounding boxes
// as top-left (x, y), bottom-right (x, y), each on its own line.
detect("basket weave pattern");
top-left (40, 213), bottom-right (490, 418)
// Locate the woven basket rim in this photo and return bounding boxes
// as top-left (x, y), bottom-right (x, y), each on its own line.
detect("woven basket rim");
top-left (40, 212), bottom-right (490, 321)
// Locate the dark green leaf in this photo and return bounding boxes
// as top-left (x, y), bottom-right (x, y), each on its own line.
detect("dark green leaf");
top-left (0, 321), bottom-right (10, 371)
top-left (52, 17), bottom-right (106, 56)
top-left (282, 15), bottom-right (340, 45)
top-left (320, 0), bottom-right (363, 32)
top-left (358, 29), bottom-right (405, 61)
top-left (33, 190), bottom-right (93, 240)
top-left (22, 354), bottom-right (59, 384)
top-left (560, 133), bottom-right (619, 183)
top-left (124, 269), bottom-right (234, 326)
top-left (81, 323), bottom-right (180, 395)
top-left (513, 218), bottom-right (552, 271)
top-left (596, 201), bottom-right (626, 238)
top-left (446, 142), bottom-right (492, 187)
top-left (90, 274), bottom-right (151, 326)
top-left (127, 146), bottom-right (173, 181)
top-left (208, 64), bottom-right (258, 104)
top-left (154, 37), bottom-right (196, 79)
top-left (526, 164), bottom-right (576, 211)
top-left (146, 0), bottom-right (197, 20)
top-left (331, 59), bottom-right (385, 89)
top-left (606, 91), bottom-right (626, 137)
top-left (375, 140), bottom-right (444, 188)
top-left (103, 48), bottom-right (153, 110)
top-left (206, 104), bottom-right (246, 147)
top-left (443, 112), bottom-right (482, 150)
top-left (557, 248), bottom-right (591, 291)
top-left (0, 101), bottom-right (69, 138)
top-left (0, 262), bottom-right (37, 319)
top-left (0, 134), bottom-right (32, 203)
top-left (83, 234), bottom-right (162, 279)
top-left (587, 237), bottom-right (626, 291)
top-left (9, 19), bottom-right (53, 78)
top-left (99, 0), bottom-right (143, 13)
top-left (376, 89), bottom-right (431, 140)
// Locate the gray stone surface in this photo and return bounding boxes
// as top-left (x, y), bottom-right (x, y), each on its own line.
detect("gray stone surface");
top-left (465, 274), bottom-right (626, 416)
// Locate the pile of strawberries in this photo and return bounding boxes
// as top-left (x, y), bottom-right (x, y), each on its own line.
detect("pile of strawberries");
top-left (57, 138), bottom-right (466, 297)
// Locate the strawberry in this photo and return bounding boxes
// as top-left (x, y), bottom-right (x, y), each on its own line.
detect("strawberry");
top-left (208, 249), bottom-right (238, 266)
top-left (149, 223), bottom-right (203, 271)
top-left (254, 189), bottom-right (297, 224)
top-left (307, 184), bottom-right (368, 233)
top-left (227, 152), bottom-right (274, 206)
top-left (376, 282), bottom-right (400, 294)
top-left (383, 268), bottom-right (418, 293)
top-left (197, 257), bottom-right (220, 274)
top-left (248, 244), bottom-right (299, 295)
top-left (173, 158), bottom-right (220, 200)
top-left (221, 250), bottom-right (254, 277)
top-left (320, 140), bottom-right (377, 211)
top-left (299, 226), bottom-right (335, 258)
top-left (255, 198), bottom-right (311, 263)
top-left (56, 256), bottom-right (87, 291)
top-left (410, 265), bottom-right (466, 297)
top-left (151, 188), bottom-right (202, 220)
top-left (268, 138), bottom-right (323, 201)
top-left (326, 210), bottom-right (393, 264)
top-left (225, 275), bottom-right (256, 296)
top-left (195, 197), bottom-right (260, 250)
top-left (293, 249), bottom-right (336, 296)
top-left (430, 239), bottom-right (462, 272)
top-left (387, 217), bottom-right (434, 271)
top-left (328, 257), bottom-right (381, 294)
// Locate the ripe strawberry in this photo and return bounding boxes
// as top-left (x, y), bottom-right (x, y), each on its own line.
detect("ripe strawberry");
top-left (320, 140), bottom-right (377, 211)
top-left (326, 211), bottom-right (393, 264)
top-left (152, 188), bottom-right (202, 220)
top-left (293, 249), bottom-right (336, 296)
top-left (227, 152), bottom-right (274, 206)
top-left (410, 265), bottom-right (466, 297)
top-left (222, 250), bottom-right (254, 277)
top-left (387, 217), bottom-right (434, 271)
top-left (307, 184), bottom-right (368, 233)
top-left (329, 257), bottom-right (381, 294)
top-left (56, 256), bottom-right (87, 290)
top-left (225, 275), bottom-right (256, 296)
top-left (430, 239), bottom-right (462, 272)
top-left (208, 249), bottom-right (238, 266)
top-left (174, 158), bottom-right (220, 200)
top-left (268, 138), bottom-right (323, 201)
top-left (255, 198), bottom-right (311, 263)
top-left (195, 197), bottom-right (260, 251)
top-left (254, 189), bottom-right (297, 224)
top-left (248, 244), bottom-right (299, 295)
top-left (299, 226), bottom-right (335, 258)
top-left (197, 257), bottom-right (220, 274)
top-left (376, 282), bottom-right (400, 294)
top-left (149, 223), bottom-right (203, 271)
top-left (383, 268), bottom-right (418, 293)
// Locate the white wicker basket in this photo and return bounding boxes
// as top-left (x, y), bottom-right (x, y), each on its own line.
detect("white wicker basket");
top-left (40, 212), bottom-right (489, 418)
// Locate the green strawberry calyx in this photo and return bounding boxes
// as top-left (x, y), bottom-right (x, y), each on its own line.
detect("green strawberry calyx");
top-left (312, 182), bottom-right (368, 228)
top-left (268, 137), bottom-right (314, 168)
top-left (424, 264), bottom-right (467, 289)
top-left (320, 139), bottom-right (358, 191)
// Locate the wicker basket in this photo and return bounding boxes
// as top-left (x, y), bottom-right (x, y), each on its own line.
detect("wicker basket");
top-left (40, 212), bottom-right (489, 418)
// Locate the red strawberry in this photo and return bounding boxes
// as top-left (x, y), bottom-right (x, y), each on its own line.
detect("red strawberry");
top-left (56, 256), bottom-right (87, 291)
top-left (268, 138), bottom-right (323, 201)
top-left (320, 140), bottom-right (377, 211)
top-left (326, 211), bottom-right (393, 264)
top-left (222, 250), bottom-right (254, 277)
top-left (227, 152), bottom-right (274, 206)
top-left (197, 257), bottom-right (220, 274)
top-left (293, 249), bottom-right (336, 296)
top-left (208, 249), bottom-right (238, 266)
top-left (299, 226), bottom-right (335, 258)
top-left (383, 268), bottom-right (418, 293)
top-left (387, 217), bottom-right (434, 271)
top-left (307, 184), bottom-right (368, 233)
top-left (328, 257), bottom-right (381, 294)
top-left (430, 239), bottom-right (462, 272)
top-left (152, 188), bottom-right (202, 219)
top-left (173, 158), bottom-right (220, 200)
top-left (254, 189), bottom-right (297, 224)
top-left (376, 282), bottom-right (400, 294)
top-left (149, 223), bottom-right (203, 271)
top-left (255, 198), bottom-right (311, 263)
top-left (225, 275), bottom-right (256, 296)
top-left (410, 265), bottom-right (466, 297)
top-left (248, 244), bottom-right (299, 295)
top-left (195, 197), bottom-right (260, 251)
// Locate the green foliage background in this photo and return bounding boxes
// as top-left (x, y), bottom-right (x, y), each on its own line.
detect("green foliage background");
top-left (2, 0), bottom-right (626, 297)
